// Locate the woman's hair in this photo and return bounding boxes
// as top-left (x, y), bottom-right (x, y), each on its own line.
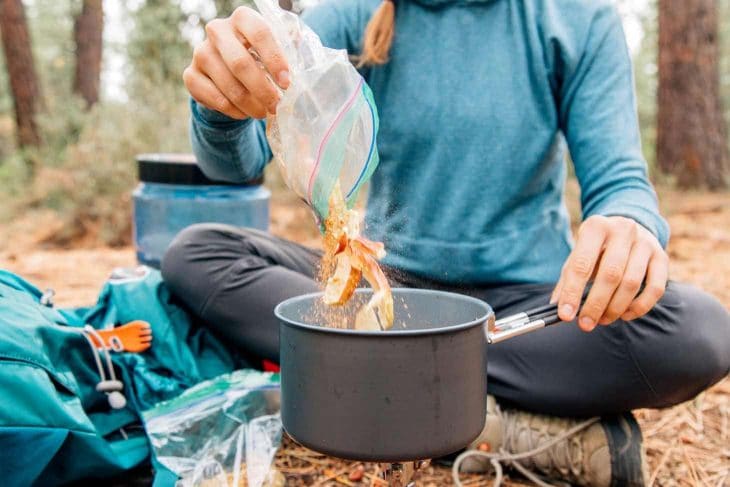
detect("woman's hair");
top-left (358, 0), bottom-right (395, 67)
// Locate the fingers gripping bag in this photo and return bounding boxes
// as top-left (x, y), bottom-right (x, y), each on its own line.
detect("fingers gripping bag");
top-left (253, 0), bottom-right (380, 224)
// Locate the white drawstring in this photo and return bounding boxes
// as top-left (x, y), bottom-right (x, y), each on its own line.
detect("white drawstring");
top-left (81, 328), bottom-right (108, 382)
top-left (80, 325), bottom-right (127, 409)
top-left (83, 326), bottom-right (118, 381)
top-left (452, 417), bottom-right (600, 487)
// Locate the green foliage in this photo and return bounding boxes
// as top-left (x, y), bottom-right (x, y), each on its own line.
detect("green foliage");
top-left (212, 1), bottom-right (256, 17)
top-left (40, 98), bottom-right (190, 245)
top-left (214, 0), bottom-right (242, 15)
top-left (0, 50), bottom-right (11, 115)
top-left (27, 0), bottom-right (77, 101)
top-left (0, 112), bottom-right (14, 163)
top-left (0, 0), bottom-right (195, 246)
top-left (127, 0), bottom-right (192, 94)
top-left (0, 96), bottom-right (190, 245)
top-left (633, 0), bottom-right (659, 176)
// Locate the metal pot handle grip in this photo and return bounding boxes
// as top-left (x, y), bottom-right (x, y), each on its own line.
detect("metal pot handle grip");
top-left (486, 313), bottom-right (562, 344)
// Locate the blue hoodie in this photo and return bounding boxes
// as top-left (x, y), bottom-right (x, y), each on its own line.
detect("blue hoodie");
top-left (189, 0), bottom-right (669, 285)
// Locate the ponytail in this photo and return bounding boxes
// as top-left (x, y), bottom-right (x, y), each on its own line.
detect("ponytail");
top-left (358, 0), bottom-right (395, 67)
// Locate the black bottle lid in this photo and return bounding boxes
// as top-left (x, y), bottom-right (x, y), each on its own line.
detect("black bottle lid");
top-left (136, 153), bottom-right (263, 186)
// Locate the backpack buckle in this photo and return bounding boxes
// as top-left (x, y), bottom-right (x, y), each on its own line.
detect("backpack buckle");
top-left (40, 288), bottom-right (55, 307)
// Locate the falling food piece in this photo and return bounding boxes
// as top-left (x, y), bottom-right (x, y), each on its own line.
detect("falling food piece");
top-left (355, 303), bottom-right (382, 331)
top-left (323, 252), bottom-right (361, 305)
top-left (321, 183), bottom-right (394, 330)
top-left (352, 242), bottom-right (394, 329)
top-left (350, 236), bottom-right (385, 259)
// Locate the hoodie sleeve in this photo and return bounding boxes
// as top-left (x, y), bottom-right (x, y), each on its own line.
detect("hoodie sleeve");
top-left (190, 99), bottom-right (270, 183)
top-left (190, 0), bottom-right (375, 183)
top-left (558, 3), bottom-right (670, 247)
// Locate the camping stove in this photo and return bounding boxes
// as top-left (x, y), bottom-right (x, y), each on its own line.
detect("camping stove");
top-left (379, 460), bottom-right (430, 486)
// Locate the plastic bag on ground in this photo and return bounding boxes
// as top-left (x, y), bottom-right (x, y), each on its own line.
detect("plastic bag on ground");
top-left (143, 370), bottom-right (282, 487)
top-left (253, 0), bottom-right (380, 224)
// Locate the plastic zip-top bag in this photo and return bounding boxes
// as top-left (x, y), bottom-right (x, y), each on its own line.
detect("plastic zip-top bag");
top-left (143, 370), bottom-right (282, 487)
top-left (254, 0), bottom-right (380, 224)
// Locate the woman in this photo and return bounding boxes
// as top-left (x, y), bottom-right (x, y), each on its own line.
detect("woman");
top-left (164, 0), bottom-right (730, 484)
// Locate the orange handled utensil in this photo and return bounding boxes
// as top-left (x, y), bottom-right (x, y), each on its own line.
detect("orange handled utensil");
top-left (88, 320), bottom-right (153, 353)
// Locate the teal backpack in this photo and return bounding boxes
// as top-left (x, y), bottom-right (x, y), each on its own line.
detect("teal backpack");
top-left (0, 267), bottom-right (247, 486)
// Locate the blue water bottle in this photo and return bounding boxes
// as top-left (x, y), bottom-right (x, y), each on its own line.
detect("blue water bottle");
top-left (133, 153), bottom-right (270, 268)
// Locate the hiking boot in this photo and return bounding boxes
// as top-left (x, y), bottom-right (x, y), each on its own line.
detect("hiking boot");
top-left (460, 396), bottom-right (648, 486)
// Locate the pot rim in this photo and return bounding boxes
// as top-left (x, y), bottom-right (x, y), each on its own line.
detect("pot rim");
top-left (274, 287), bottom-right (493, 337)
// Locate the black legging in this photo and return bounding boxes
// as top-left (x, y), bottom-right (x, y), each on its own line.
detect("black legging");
top-left (161, 223), bottom-right (730, 417)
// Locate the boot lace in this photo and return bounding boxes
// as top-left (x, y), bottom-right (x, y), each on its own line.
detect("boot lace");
top-left (452, 402), bottom-right (600, 487)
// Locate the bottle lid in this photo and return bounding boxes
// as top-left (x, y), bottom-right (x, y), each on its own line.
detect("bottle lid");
top-left (136, 153), bottom-right (263, 186)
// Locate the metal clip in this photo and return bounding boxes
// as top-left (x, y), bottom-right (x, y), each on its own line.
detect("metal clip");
top-left (40, 288), bottom-right (55, 307)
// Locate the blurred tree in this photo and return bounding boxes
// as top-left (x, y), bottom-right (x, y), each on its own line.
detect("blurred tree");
top-left (0, 0), bottom-right (42, 149)
top-left (213, 0), bottom-right (290, 16)
top-left (657, 0), bottom-right (729, 188)
top-left (0, 50), bottom-right (12, 157)
top-left (127, 0), bottom-right (190, 92)
top-left (721, 0), bottom-right (730, 145)
top-left (73, 0), bottom-right (103, 107)
top-left (27, 0), bottom-right (77, 103)
top-left (0, 42), bottom-right (9, 112)
top-left (215, 0), bottom-right (239, 14)
top-left (633, 0), bottom-right (659, 174)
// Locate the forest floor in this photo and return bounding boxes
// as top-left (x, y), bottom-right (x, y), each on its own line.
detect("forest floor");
top-left (0, 185), bottom-right (728, 486)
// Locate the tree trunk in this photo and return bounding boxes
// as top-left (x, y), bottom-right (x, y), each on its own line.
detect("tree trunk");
top-left (73, 0), bottom-right (103, 107)
top-left (657, 0), bottom-right (730, 189)
top-left (0, 0), bottom-right (42, 148)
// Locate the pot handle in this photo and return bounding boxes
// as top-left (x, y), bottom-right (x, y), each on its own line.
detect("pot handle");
top-left (486, 312), bottom-right (563, 344)
top-left (486, 293), bottom-right (592, 344)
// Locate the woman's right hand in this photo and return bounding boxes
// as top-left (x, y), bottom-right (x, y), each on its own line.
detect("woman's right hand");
top-left (183, 6), bottom-right (290, 120)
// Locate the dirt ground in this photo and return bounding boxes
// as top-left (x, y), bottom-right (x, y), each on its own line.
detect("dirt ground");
top-left (0, 186), bottom-right (728, 486)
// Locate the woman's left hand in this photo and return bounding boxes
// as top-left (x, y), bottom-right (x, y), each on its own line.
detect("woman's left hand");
top-left (551, 215), bottom-right (669, 331)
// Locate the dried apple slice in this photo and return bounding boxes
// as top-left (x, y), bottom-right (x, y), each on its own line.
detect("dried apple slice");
top-left (349, 242), bottom-right (394, 330)
top-left (333, 233), bottom-right (348, 255)
top-left (323, 252), bottom-right (361, 305)
top-left (355, 303), bottom-right (382, 331)
top-left (376, 292), bottom-right (394, 329)
top-left (350, 237), bottom-right (385, 260)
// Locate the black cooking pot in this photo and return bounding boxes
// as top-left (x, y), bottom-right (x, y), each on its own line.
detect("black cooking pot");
top-left (275, 288), bottom-right (495, 462)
